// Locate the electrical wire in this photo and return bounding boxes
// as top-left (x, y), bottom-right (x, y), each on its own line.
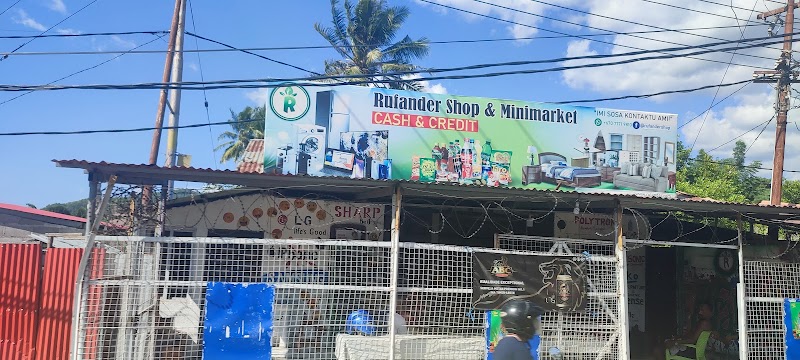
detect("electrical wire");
top-left (679, 81), bottom-right (753, 129)
top-left (0, 0), bottom-right (23, 17)
top-left (187, 0), bottom-right (217, 169)
top-left (0, 30), bottom-right (168, 39)
top-left (0, 24), bottom-right (773, 50)
top-left (708, 115), bottom-right (774, 152)
top-left (420, 0), bottom-right (771, 69)
top-left (184, 32), bottom-right (320, 76)
top-left (2, 0), bottom-right (99, 60)
top-left (0, 33), bottom-right (166, 106)
top-left (688, 0), bottom-right (761, 153)
top-left (5, 29), bottom-right (788, 79)
top-left (0, 33), bottom-right (794, 94)
top-left (0, 37), bottom-right (790, 92)
top-left (637, 0), bottom-right (761, 21)
top-left (521, 0), bottom-right (779, 61)
top-left (745, 114), bottom-right (774, 155)
top-left (550, 79), bottom-right (752, 104)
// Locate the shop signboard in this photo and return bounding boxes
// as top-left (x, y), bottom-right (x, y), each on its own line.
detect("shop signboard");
top-left (263, 84), bottom-right (678, 197)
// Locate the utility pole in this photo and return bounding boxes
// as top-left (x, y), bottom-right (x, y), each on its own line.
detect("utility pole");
top-left (164, 0), bottom-right (188, 197)
top-left (141, 0), bottom-right (184, 232)
top-left (147, 0), bottom-right (183, 167)
top-left (754, 0), bottom-right (800, 205)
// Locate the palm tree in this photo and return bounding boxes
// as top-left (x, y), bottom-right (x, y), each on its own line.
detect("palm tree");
top-left (315, 0), bottom-right (429, 91)
top-left (216, 106), bottom-right (265, 163)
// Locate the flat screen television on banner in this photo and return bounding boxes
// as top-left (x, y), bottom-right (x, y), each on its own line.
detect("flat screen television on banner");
top-left (263, 84), bottom-right (678, 197)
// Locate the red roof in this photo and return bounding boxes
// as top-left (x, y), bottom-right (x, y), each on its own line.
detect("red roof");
top-left (0, 203), bottom-right (87, 223)
top-left (236, 139), bottom-right (264, 174)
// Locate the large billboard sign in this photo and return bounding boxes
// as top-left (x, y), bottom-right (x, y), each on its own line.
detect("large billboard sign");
top-left (264, 84), bottom-right (678, 197)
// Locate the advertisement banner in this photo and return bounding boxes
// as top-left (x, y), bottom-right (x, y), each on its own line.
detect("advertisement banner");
top-left (472, 252), bottom-right (588, 312)
top-left (787, 299), bottom-right (800, 358)
top-left (264, 84), bottom-right (678, 196)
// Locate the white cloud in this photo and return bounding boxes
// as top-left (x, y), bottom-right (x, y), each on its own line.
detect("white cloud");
top-left (560, 0), bottom-right (775, 96)
top-left (678, 89), bottom-right (800, 180)
top-left (245, 88), bottom-right (269, 105)
top-left (12, 9), bottom-right (47, 31)
top-left (417, 0), bottom-right (551, 40)
top-left (56, 28), bottom-right (81, 35)
top-left (188, 62), bottom-right (199, 72)
top-left (47, 0), bottom-right (67, 14)
top-left (109, 35), bottom-right (136, 48)
top-left (422, 81), bottom-right (448, 94)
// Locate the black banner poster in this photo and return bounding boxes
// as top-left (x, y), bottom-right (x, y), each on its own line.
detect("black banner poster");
top-left (472, 252), bottom-right (588, 312)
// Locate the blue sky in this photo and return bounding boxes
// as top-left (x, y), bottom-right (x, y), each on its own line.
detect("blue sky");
top-left (0, 0), bottom-right (794, 206)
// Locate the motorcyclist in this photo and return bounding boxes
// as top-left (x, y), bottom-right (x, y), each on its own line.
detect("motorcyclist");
top-left (493, 299), bottom-right (544, 360)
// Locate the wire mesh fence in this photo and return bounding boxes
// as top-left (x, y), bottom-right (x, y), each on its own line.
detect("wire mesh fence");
top-left (72, 235), bottom-right (620, 360)
top-left (743, 260), bottom-right (800, 360)
top-left (497, 234), bottom-right (620, 359)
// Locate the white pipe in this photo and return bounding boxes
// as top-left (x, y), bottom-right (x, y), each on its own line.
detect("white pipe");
top-left (615, 202), bottom-right (630, 360)
top-left (387, 186), bottom-right (402, 360)
top-left (736, 214), bottom-right (749, 359)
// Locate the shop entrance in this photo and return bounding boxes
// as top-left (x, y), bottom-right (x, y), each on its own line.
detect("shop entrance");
top-left (628, 240), bottom-right (741, 360)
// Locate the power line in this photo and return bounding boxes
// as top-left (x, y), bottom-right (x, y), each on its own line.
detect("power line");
top-left (678, 81), bottom-right (753, 129)
top-left (688, 0), bottom-right (761, 152)
top-left (0, 24), bottom-right (773, 50)
top-left (708, 115), bottom-right (774, 152)
top-left (550, 79), bottom-right (752, 104)
top-left (187, 0), bottom-right (217, 169)
top-left (520, 0), bottom-right (779, 62)
top-left (420, 0), bottom-right (771, 69)
top-left (2, 0), bottom-right (99, 61)
top-left (0, 80), bottom-right (752, 133)
top-left (0, 36), bottom-right (791, 92)
top-left (0, 0), bottom-right (23, 17)
top-left (0, 30), bottom-right (168, 39)
top-left (637, 0), bottom-right (762, 21)
top-left (185, 31), bottom-right (320, 75)
top-left (745, 115), bottom-right (775, 155)
top-left (0, 33), bottom-right (166, 106)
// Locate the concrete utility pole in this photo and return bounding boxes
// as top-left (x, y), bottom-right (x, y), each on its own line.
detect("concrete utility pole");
top-left (164, 0), bottom-right (187, 170)
top-left (754, 0), bottom-right (800, 205)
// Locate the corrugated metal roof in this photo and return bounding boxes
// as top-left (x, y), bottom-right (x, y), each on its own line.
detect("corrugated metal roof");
top-left (52, 159), bottom-right (800, 218)
top-left (236, 139), bottom-right (264, 174)
top-left (0, 203), bottom-right (87, 223)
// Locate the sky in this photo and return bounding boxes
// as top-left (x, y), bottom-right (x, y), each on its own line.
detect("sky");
top-left (0, 0), bottom-right (797, 207)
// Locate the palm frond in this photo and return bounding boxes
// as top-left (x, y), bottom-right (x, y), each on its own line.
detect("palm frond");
top-left (383, 35), bottom-right (429, 63)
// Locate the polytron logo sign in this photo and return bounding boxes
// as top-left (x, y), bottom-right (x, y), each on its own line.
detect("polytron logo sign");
top-left (270, 84), bottom-right (310, 121)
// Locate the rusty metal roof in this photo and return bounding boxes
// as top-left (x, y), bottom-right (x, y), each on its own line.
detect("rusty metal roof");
top-left (236, 139), bottom-right (264, 174)
top-left (52, 159), bottom-right (800, 220)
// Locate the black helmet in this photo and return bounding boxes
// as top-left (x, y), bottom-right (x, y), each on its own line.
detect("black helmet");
top-left (500, 299), bottom-right (544, 341)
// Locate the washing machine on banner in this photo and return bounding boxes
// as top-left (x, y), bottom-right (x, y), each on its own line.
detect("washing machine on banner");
top-left (294, 124), bottom-right (326, 175)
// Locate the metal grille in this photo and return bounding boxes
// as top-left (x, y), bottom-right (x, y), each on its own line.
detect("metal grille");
top-left (744, 260), bottom-right (800, 360)
top-left (497, 234), bottom-right (621, 359)
top-left (72, 235), bottom-right (621, 360)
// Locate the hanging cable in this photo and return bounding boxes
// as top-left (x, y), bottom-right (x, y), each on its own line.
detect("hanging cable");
top-left (0, 33), bottom-right (166, 106)
top-left (187, 0), bottom-right (217, 169)
top-left (0, 0), bottom-right (23, 17)
top-left (2, 0), bottom-right (100, 61)
top-left (688, 0), bottom-right (761, 153)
